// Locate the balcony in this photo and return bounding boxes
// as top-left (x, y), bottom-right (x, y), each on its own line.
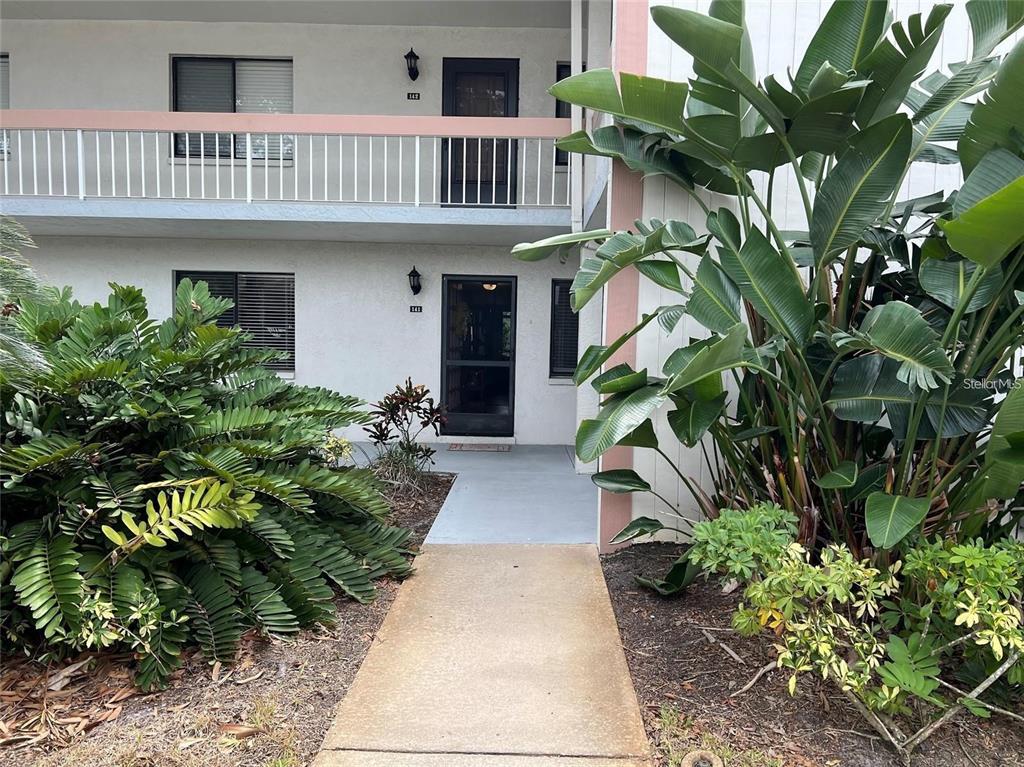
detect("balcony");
top-left (0, 110), bottom-right (572, 245)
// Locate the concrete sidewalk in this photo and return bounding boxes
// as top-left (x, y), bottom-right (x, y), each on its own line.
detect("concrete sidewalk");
top-left (425, 445), bottom-right (598, 544)
top-left (313, 544), bottom-right (650, 766)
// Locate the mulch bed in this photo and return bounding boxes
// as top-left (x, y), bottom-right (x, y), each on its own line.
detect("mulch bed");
top-left (602, 542), bottom-right (1024, 767)
top-left (0, 472), bottom-right (454, 767)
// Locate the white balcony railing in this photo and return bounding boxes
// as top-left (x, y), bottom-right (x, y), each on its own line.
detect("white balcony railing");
top-left (0, 111), bottom-right (571, 209)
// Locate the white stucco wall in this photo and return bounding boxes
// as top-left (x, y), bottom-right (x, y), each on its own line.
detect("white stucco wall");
top-left (0, 19), bottom-right (568, 118)
top-left (26, 235), bottom-right (580, 444)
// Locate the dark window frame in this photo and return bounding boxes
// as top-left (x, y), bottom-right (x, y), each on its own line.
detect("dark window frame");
top-left (170, 55), bottom-right (293, 160)
top-left (549, 278), bottom-right (579, 378)
top-left (174, 269), bottom-right (295, 372)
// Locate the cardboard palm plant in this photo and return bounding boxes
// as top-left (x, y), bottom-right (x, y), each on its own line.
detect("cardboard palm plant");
top-left (1, 278), bottom-right (411, 689)
top-left (515, 0), bottom-right (1024, 558)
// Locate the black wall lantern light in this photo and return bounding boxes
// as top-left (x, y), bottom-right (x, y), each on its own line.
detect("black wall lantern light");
top-left (408, 266), bottom-right (422, 295)
top-left (405, 48), bottom-right (420, 81)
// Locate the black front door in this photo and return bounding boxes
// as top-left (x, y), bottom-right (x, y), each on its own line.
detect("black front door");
top-left (441, 276), bottom-right (516, 437)
top-left (441, 58), bottom-right (519, 205)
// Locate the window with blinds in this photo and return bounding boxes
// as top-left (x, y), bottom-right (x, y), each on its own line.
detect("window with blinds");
top-left (0, 55), bottom-right (9, 110)
top-left (172, 57), bottom-right (293, 160)
top-left (175, 270), bottom-right (295, 372)
top-left (550, 279), bottom-right (579, 378)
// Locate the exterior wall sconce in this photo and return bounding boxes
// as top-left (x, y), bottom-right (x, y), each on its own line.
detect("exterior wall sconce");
top-left (408, 266), bottom-right (422, 295)
top-left (405, 48), bottom-right (420, 81)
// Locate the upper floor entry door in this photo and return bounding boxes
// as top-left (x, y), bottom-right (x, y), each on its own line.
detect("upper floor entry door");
top-left (441, 58), bottom-right (519, 206)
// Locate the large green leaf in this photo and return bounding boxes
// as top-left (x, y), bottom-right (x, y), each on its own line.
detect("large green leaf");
top-left (549, 68), bottom-right (689, 135)
top-left (794, 0), bottom-right (889, 94)
top-left (814, 460), bottom-right (860, 490)
top-left (918, 258), bottom-right (1004, 314)
top-left (592, 469), bottom-right (652, 493)
top-left (856, 5), bottom-right (954, 126)
top-left (954, 147), bottom-right (1024, 215)
top-left (982, 383), bottom-right (1024, 498)
top-left (662, 323), bottom-right (749, 394)
top-left (710, 210), bottom-right (814, 344)
top-left (610, 516), bottom-right (667, 544)
top-left (687, 254), bottom-right (742, 334)
top-left (667, 392), bottom-right (727, 447)
top-left (826, 355), bottom-right (989, 439)
top-left (574, 304), bottom-right (684, 384)
top-left (511, 228), bottom-right (612, 262)
top-left (576, 385), bottom-right (667, 462)
top-left (651, 5), bottom-right (743, 89)
top-left (865, 492), bottom-right (930, 549)
top-left (959, 39), bottom-right (1024, 176)
top-left (835, 301), bottom-right (954, 390)
top-left (11, 535), bottom-right (83, 639)
top-left (810, 114), bottom-right (912, 264)
top-left (911, 58), bottom-right (999, 125)
top-left (966, 0), bottom-right (1024, 59)
top-left (940, 176), bottom-right (1024, 268)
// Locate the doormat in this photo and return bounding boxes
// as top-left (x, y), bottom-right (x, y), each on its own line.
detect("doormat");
top-left (447, 443), bottom-right (512, 452)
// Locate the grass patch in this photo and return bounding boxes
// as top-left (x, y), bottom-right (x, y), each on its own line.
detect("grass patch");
top-left (658, 706), bottom-right (784, 767)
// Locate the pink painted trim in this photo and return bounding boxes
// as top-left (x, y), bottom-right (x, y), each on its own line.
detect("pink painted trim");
top-left (0, 110), bottom-right (570, 138)
top-left (599, 0), bottom-right (649, 553)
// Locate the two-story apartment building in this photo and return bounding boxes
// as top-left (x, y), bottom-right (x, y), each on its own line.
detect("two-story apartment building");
top-left (0, 0), bottom-right (619, 449)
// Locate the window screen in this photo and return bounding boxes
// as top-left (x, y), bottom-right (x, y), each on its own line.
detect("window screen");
top-left (550, 279), bottom-right (579, 378)
top-left (0, 55), bottom-right (9, 109)
top-left (172, 57), bottom-right (293, 159)
top-left (175, 270), bottom-right (295, 371)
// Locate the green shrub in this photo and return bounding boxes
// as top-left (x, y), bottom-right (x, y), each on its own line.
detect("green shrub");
top-left (690, 506), bottom-right (1022, 763)
top-left (1, 279), bottom-right (411, 689)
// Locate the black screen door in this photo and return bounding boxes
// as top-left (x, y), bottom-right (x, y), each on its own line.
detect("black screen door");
top-left (442, 58), bottom-right (518, 205)
top-left (441, 276), bottom-right (516, 437)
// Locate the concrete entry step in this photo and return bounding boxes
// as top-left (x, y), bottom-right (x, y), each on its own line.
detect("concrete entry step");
top-left (314, 753), bottom-right (650, 766)
top-left (316, 544), bottom-right (650, 763)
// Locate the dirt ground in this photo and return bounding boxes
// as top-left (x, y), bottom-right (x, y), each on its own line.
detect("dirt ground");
top-left (602, 542), bottom-right (1024, 767)
top-left (1, 473), bottom-right (454, 767)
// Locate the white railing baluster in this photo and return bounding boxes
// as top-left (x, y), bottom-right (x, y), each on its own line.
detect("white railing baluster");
top-left (491, 137), bottom-right (497, 206)
top-left (506, 138), bottom-right (512, 205)
top-left (398, 136), bottom-right (403, 203)
top-left (264, 133), bottom-right (270, 201)
top-left (433, 137), bottom-right (438, 205)
top-left (76, 130), bottom-right (84, 198)
top-left (229, 133), bottom-right (236, 200)
top-left (383, 135), bottom-right (388, 202)
top-left (32, 131), bottom-right (39, 195)
top-left (550, 140), bottom-right (556, 206)
top-left (110, 131), bottom-right (116, 197)
top-left (214, 132), bottom-right (220, 200)
top-left (338, 135), bottom-right (343, 202)
top-left (154, 133), bottom-right (160, 199)
top-left (139, 132), bottom-right (146, 198)
top-left (414, 136), bottom-right (420, 207)
top-left (535, 137), bottom-right (541, 205)
top-left (18, 131), bottom-right (24, 195)
top-left (280, 134), bottom-right (285, 201)
top-left (369, 136), bottom-right (374, 202)
top-left (245, 133), bottom-right (252, 203)
top-left (45, 130), bottom-right (52, 196)
top-left (125, 131), bottom-right (131, 198)
top-left (476, 137), bottom-right (481, 204)
top-left (521, 139), bottom-right (527, 206)
top-left (170, 134), bottom-right (176, 198)
top-left (461, 138), bottom-right (467, 204)
top-left (447, 138), bottom-right (452, 204)
top-left (61, 130), bottom-right (67, 197)
top-left (199, 133), bottom-right (206, 199)
top-left (323, 134), bottom-right (328, 201)
top-left (94, 131), bottom-right (100, 196)
top-left (184, 132), bottom-right (190, 199)
top-left (3, 130), bottom-right (9, 195)
top-left (354, 135), bottom-right (359, 201)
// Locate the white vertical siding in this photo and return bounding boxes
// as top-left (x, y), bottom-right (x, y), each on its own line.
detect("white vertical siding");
top-left (634, 1), bottom-right (1024, 532)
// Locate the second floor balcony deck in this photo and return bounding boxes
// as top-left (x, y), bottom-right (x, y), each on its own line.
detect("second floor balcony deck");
top-left (0, 110), bottom-right (573, 244)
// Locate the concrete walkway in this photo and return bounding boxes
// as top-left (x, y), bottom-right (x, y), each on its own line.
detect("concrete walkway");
top-left (314, 545), bottom-right (650, 766)
top-left (314, 445), bottom-right (649, 766)
top-left (425, 445), bottom-right (598, 544)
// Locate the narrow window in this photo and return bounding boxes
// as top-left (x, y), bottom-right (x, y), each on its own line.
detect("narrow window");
top-left (0, 54), bottom-right (9, 109)
top-left (171, 57), bottom-right (293, 160)
top-left (550, 279), bottom-right (579, 378)
top-left (175, 270), bottom-right (295, 372)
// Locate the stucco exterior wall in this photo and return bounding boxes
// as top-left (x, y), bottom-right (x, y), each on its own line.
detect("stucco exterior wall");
top-left (1, 19), bottom-right (568, 118)
top-left (26, 235), bottom-right (580, 444)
